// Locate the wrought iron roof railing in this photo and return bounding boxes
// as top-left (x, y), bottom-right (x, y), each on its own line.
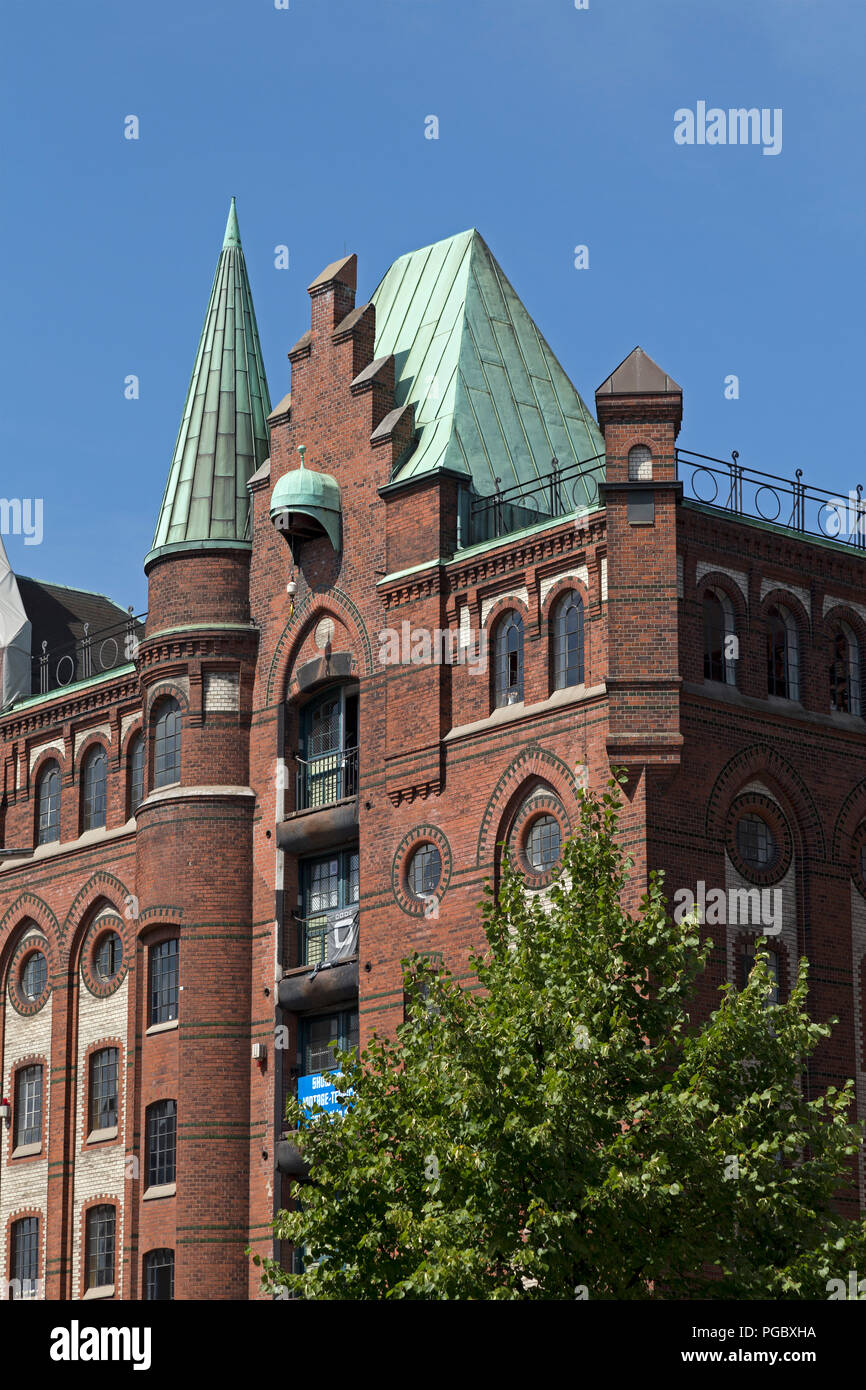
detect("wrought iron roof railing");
top-left (677, 449), bottom-right (866, 550)
top-left (34, 609), bottom-right (146, 696)
top-left (467, 454), bottom-right (606, 545)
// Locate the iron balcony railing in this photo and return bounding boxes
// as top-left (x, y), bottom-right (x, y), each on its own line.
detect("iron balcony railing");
top-left (295, 747), bottom-right (359, 812)
top-left (35, 609), bottom-right (146, 696)
top-left (294, 907), bottom-right (360, 967)
top-left (676, 449), bottom-right (866, 550)
top-left (467, 454), bottom-right (606, 545)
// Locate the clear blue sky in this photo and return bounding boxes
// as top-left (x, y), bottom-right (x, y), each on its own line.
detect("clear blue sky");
top-left (1, 0), bottom-right (863, 613)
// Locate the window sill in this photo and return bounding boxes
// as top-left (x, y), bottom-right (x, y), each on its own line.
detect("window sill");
top-left (146, 1018), bottom-right (179, 1037)
top-left (83, 1284), bottom-right (115, 1301)
top-left (86, 1126), bottom-right (118, 1145)
top-left (11, 1141), bottom-right (42, 1159)
top-left (143, 1183), bottom-right (176, 1201)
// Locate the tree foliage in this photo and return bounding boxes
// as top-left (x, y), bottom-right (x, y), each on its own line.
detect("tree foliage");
top-left (253, 777), bottom-right (866, 1299)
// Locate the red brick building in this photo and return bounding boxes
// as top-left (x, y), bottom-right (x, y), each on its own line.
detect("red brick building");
top-left (1, 202), bottom-right (864, 1300)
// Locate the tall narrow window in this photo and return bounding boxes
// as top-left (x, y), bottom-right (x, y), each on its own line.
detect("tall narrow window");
top-left (144, 1249), bottom-right (174, 1301)
top-left (11, 1217), bottom-right (39, 1299)
top-left (146, 1100), bottom-right (177, 1188)
top-left (703, 590), bottom-right (736, 685)
top-left (153, 697), bottom-right (181, 788)
top-left (81, 745), bottom-right (107, 831)
top-left (767, 605), bottom-right (799, 700)
top-left (14, 1064), bottom-right (43, 1148)
top-left (552, 592), bottom-right (584, 689)
top-left (85, 1206), bottom-right (115, 1290)
top-left (36, 762), bottom-right (61, 845)
top-left (149, 938), bottom-right (179, 1026)
top-left (129, 732), bottom-right (145, 814)
top-left (299, 686), bottom-right (359, 809)
top-left (303, 1009), bottom-right (359, 1074)
top-left (88, 1047), bottom-right (119, 1133)
top-left (829, 622), bottom-right (861, 715)
top-left (301, 850), bottom-right (360, 966)
top-left (494, 612), bottom-right (524, 707)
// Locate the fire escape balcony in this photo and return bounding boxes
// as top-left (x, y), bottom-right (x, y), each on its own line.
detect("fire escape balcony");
top-left (277, 747), bottom-right (359, 854)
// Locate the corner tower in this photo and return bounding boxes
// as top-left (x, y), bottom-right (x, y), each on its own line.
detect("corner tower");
top-left (134, 201), bottom-right (269, 1299)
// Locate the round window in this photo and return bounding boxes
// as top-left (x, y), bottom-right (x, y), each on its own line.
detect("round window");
top-left (407, 843), bottom-right (442, 899)
top-left (736, 813), bottom-right (777, 870)
top-left (94, 931), bottom-right (123, 982)
top-left (526, 814), bottom-right (562, 872)
top-left (21, 950), bottom-right (47, 1001)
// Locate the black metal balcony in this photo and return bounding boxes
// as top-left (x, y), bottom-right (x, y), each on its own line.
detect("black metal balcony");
top-left (296, 747), bottom-right (358, 811)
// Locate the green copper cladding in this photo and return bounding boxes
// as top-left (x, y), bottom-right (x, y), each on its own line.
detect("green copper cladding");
top-left (146, 199), bottom-right (271, 566)
top-left (369, 229), bottom-right (604, 501)
top-left (270, 449), bottom-right (342, 552)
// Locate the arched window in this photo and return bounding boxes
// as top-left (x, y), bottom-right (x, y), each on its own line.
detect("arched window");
top-left (552, 592), bottom-right (584, 689)
top-left (144, 1249), bottom-right (174, 1301)
top-left (81, 745), bottom-right (107, 831)
top-left (494, 612), bottom-right (524, 708)
top-left (128, 732), bottom-right (145, 814)
top-left (36, 761), bottom-right (61, 845)
top-left (829, 621), bottom-right (861, 715)
top-left (407, 843), bottom-right (442, 899)
top-left (526, 814), bottom-right (562, 872)
top-left (628, 444), bottom-right (653, 481)
top-left (766, 605), bottom-right (799, 701)
top-left (153, 698), bottom-right (181, 788)
top-left (703, 589), bottom-right (736, 685)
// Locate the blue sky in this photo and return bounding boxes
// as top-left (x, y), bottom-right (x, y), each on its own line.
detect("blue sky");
top-left (1, 0), bottom-right (864, 613)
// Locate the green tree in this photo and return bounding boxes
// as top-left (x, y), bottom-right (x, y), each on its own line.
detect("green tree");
top-left (254, 776), bottom-right (866, 1299)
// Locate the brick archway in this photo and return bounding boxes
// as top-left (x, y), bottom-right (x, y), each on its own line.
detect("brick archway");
top-left (476, 743), bottom-right (580, 866)
top-left (705, 744), bottom-right (824, 861)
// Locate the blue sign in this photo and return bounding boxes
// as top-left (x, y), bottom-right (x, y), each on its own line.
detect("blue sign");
top-left (297, 1071), bottom-right (352, 1118)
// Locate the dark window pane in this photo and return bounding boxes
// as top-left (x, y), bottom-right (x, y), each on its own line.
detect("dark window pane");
top-left (494, 613), bottom-right (524, 708)
top-left (94, 931), bottom-right (122, 981)
top-left (21, 950), bottom-right (47, 1001)
top-left (129, 733), bottom-right (145, 813)
top-left (149, 938), bottom-right (179, 1025)
top-left (554, 593), bottom-right (584, 689)
top-left (144, 1248), bottom-right (174, 1301)
top-left (146, 1100), bottom-right (177, 1187)
top-left (703, 593), bottom-right (726, 682)
top-left (89, 1048), bottom-right (119, 1132)
top-left (86, 1206), bottom-right (115, 1289)
top-left (154, 699), bottom-right (181, 788)
top-left (82, 746), bottom-right (107, 831)
top-left (304, 1010), bottom-right (359, 1074)
top-left (408, 844), bottom-right (441, 897)
top-left (15, 1065), bottom-right (42, 1147)
top-left (526, 815), bottom-right (561, 871)
top-left (11, 1216), bottom-right (39, 1298)
top-left (737, 813), bottom-right (777, 870)
top-left (37, 763), bottom-right (61, 845)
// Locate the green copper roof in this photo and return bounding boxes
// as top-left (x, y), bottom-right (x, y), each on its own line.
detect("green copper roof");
top-left (147, 199), bottom-right (271, 565)
top-left (369, 229), bottom-right (604, 498)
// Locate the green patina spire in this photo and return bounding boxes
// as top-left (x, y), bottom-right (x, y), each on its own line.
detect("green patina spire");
top-left (146, 199), bottom-right (271, 566)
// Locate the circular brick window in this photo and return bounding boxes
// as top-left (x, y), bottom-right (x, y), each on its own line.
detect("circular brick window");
top-left (726, 794), bottom-right (791, 886)
top-left (392, 825), bottom-right (452, 917)
top-left (9, 937), bottom-right (51, 1016)
top-left (407, 843), bottom-right (442, 899)
top-left (510, 793), bottom-right (570, 889)
top-left (81, 916), bottom-right (128, 998)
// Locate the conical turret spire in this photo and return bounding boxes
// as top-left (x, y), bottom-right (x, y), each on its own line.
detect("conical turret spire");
top-left (147, 199), bottom-right (272, 565)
